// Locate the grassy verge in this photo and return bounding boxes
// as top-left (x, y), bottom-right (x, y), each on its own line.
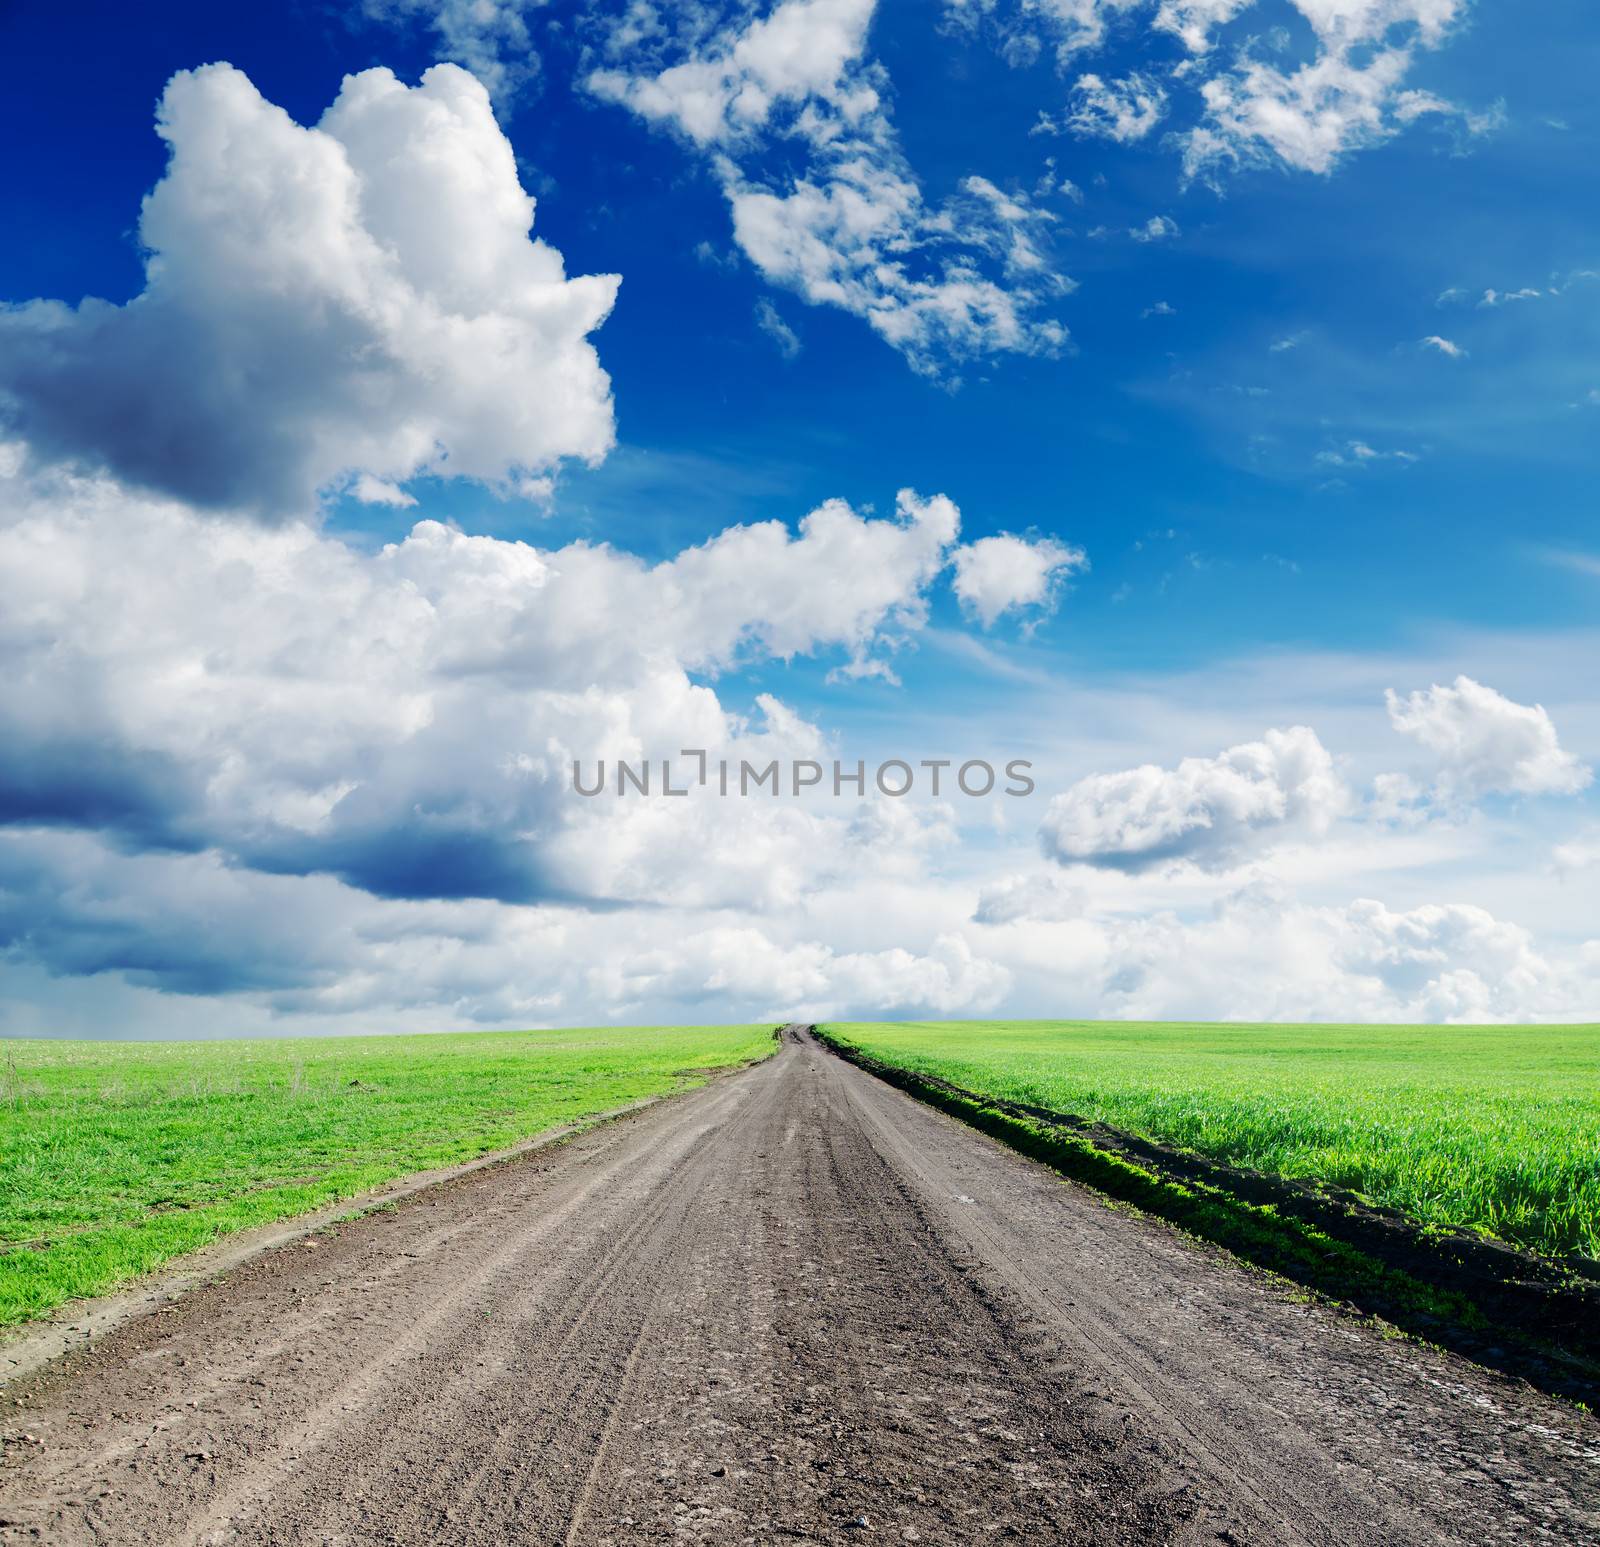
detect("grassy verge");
top-left (0, 1023), bottom-right (774, 1327)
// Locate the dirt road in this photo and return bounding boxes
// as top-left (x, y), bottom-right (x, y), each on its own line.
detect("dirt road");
top-left (2, 1029), bottom-right (1596, 1545)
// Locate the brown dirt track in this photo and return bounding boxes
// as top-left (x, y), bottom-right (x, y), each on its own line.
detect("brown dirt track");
top-left (1, 1027), bottom-right (1596, 1545)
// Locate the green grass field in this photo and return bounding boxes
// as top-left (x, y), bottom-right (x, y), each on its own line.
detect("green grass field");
top-left (0, 1024), bottom-right (773, 1327)
top-left (824, 1020), bottom-right (1600, 1262)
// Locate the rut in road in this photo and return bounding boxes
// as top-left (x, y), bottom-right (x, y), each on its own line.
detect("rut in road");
top-left (1, 1028), bottom-right (1596, 1546)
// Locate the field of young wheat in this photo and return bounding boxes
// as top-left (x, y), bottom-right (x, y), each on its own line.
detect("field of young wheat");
top-left (824, 1020), bottom-right (1600, 1261)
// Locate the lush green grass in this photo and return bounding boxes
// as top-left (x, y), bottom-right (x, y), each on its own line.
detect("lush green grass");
top-left (824, 1020), bottom-right (1600, 1261)
top-left (0, 1024), bottom-right (773, 1327)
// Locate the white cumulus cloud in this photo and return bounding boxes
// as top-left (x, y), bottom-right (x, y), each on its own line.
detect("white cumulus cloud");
top-left (589, 0), bottom-right (1069, 378)
top-left (0, 457), bottom-right (985, 912)
top-left (351, 474), bottom-right (419, 508)
top-left (972, 875), bottom-right (1594, 1024)
top-left (950, 533), bottom-right (1088, 627)
top-left (0, 444), bottom-right (1028, 1030)
top-left (1100, 891), bottom-right (1562, 1023)
top-left (0, 828), bottom-right (1015, 1028)
top-left (0, 63), bottom-right (618, 519)
top-left (961, 0), bottom-right (1479, 180)
top-left (1038, 725), bottom-right (1349, 872)
top-left (1385, 675), bottom-right (1593, 800)
top-left (1330, 897), bottom-right (1552, 1020)
top-left (1182, 0), bottom-right (1473, 178)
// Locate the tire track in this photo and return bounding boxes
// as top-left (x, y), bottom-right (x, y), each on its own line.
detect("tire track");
top-left (182, 1080), bottom-right (762, 1545)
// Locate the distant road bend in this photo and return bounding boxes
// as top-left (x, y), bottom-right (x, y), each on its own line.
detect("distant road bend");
top-left (2, 1026), bottom-right (1596, 1545)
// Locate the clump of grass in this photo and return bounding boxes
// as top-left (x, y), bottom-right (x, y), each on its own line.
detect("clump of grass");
top-left (0, 1023), bottom-right (773, 1326)
top-left (823, 1019), bottom-right (1600, 1261)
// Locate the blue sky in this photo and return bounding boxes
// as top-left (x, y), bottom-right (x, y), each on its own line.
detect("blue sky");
top-left (0, 0), bottom-right (1596, 1034)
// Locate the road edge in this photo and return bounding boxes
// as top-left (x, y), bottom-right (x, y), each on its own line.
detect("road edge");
top-left (812, 1025), bottom-right (1600, 1409)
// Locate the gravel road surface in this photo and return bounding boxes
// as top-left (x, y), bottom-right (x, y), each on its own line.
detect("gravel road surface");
top-left (2, 1027), bottom-right (1596, 1545)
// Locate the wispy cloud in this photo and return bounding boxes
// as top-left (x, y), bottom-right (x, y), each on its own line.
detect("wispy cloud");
top-left (923, 627), bottom-right (1059, 686)
top-left (1067, 71), bottom-right (1168, 143)
top-left (1539, 548), bottom-right (1600, 579)
top-left (755, 298), bottom-right (802, 360)
top-left (1130, 214), bottom-right (1180, 243)
top-left (1315, 440), bottom-right (1419, 468)
top-left (1478, 287), bottom-right (1542, 307)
